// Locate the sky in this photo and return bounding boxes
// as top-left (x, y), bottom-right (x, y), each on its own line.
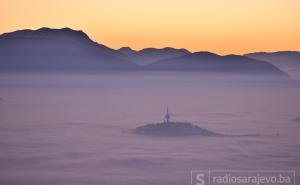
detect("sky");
top-left (1, 0), bottom-right (299, 55)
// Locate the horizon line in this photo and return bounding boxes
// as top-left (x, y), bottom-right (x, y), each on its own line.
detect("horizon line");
top-left (1, 27), bottom-right (299, 56)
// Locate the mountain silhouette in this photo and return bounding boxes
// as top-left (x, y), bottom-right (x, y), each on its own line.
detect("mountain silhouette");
top-left (0, 27), bottom-right (137, 70)
top-left (145, 51), bottom-right (286, 75)
top-left (245, 51), bottom-right (300, 79)
top-left (0, 27), bottom-right (293, 76)
top-left (123, 47), bottom-right (190, 66)
top-left (118, 47), bottom-right (136, 55)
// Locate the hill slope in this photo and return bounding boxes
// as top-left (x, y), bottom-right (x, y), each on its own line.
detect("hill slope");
top-left (145, 51), bottom-right (286, 75)
top-left (123, 47), bottom-right (190, 66)
top-left (0, 28), bottom-right (138, 70)
top-left (245, 51), bottom-right (300, 79)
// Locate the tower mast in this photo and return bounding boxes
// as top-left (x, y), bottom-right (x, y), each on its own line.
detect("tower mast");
top-left (165, 106), bottom-right (170, 123)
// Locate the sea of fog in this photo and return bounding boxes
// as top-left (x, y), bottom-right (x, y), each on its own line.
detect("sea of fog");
top-left (0, 71), bottom-right (299, 185)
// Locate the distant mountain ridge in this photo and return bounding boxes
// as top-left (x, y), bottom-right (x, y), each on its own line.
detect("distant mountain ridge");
top-left (245, 51), bottom-right (300, 79)
top-left (245, 51), bottom-right (300, 66)
top-left (118, 47), bottom-right (136, 55)
top-left (245, 51), bottom-right (300, 65)
top-left (0, 27), bottom-right (295, 76)
top-left (0, 27), bottom-right (136, 70)
top-left (145, 51), bottom-right (286, 75)
top-left (120, 47), bottom-right (191, 66)
top-left (0, 27), bottom-right (123, 57)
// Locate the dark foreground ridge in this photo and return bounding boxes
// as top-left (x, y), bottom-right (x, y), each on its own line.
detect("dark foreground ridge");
top-left (134, 122), bottom-right (221, 137)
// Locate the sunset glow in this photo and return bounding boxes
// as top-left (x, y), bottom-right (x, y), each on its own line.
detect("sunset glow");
top-left (1, 0), bottom-right (299, 54)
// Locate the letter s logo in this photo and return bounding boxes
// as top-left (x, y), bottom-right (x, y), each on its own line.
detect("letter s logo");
top-left (196, 173), bottom-right (205, 185)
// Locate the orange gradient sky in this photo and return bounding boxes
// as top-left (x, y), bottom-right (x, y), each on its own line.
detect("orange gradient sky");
top-left (1, 0), bottom-right (299, 54)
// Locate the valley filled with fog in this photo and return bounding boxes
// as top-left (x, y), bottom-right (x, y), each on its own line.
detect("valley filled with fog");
top-left (0, 71), bottom-right (299, 185)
